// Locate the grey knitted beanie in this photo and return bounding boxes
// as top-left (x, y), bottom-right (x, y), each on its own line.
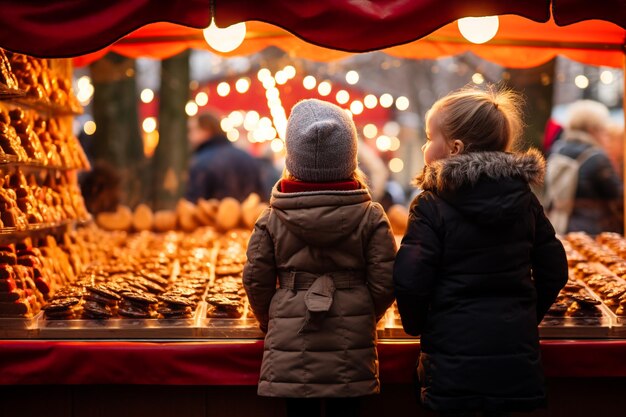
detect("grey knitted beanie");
top-left (285, 98), bottom-right (358, 182)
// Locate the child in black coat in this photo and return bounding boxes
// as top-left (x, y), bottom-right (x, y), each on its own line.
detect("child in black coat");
top-left (393, 87), bottom-right (568, 417)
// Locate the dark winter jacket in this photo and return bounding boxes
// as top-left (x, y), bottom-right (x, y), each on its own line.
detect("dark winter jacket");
top-left (393, 149), bottom-right (568, 413)
top-left (550, 130), bottom-right (623, 234)
top-left (243, 182), bottom-right (396, 398)
top-left (185, 135), bottom-right (264, 202)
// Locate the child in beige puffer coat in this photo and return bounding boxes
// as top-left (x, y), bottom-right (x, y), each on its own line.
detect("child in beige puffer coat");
top-left (243, 98), bottom-right (396, 417)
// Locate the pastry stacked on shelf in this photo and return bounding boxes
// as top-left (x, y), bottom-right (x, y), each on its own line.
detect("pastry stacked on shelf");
top-left (571, 263), bottom-right (626, 316)
top-left (566, 232), bottom-right (624, 266)
top-left (0, 107), bottom-right (29, 161)
top-left (0, 167), bottom-right (88, 229)
top-left (33, 115), bottom-right (90, 169)
top-left (206, 231), bottom-right (251, 319)
top-left (96, 193), bottom-right (268, 233)
top-left (543, 280), bottom-right (603, 323)
top-left (41, 228), bottom-right (219, 321)
top-left (0, 235), bottom-right (81, 318)
top-left (4, 50), bottom-right (81, 113)
top-left (97, 194), bottom-right (410, 238)
top-left (565, 232), bottom-right (626, 317)
top-left (0, 49), bottom-right (19, 92)
top-left (0, 106), bottom-right (90, 169)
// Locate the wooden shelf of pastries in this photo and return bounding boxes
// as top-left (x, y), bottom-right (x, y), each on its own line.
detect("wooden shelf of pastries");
top-left (0, 49), bottom-right (93, 333)
top-left (32, 194), bottom-right (264, 338)
top-left (560, 232), bottom-right (626, 337)
top-left (0, 49), bottom-right (82, 115)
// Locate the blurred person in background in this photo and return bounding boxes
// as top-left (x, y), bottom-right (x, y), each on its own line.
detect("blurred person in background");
top-left (255, 141), bottom-right (281, 201)
top-left (548, 100), bottom-right (623, 234)
top-left (185, 112), bottom-right (264, 202)
top-left (358, 139), bottom-right (388, 202)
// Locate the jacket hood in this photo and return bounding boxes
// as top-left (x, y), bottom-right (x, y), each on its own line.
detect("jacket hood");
top-left (561, 129), bottom-right (599, 147)
top-left (414, 149), bottom-right (545, 225)
top-left (270, 184), bottom-right (371, 247)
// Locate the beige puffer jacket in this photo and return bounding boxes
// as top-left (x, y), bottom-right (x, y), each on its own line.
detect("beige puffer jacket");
top-left (243, 185), bottom-right (396, 398)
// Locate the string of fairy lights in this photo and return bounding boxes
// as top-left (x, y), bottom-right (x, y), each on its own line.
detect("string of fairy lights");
top-left (74, 57), bottom-right (622, 175)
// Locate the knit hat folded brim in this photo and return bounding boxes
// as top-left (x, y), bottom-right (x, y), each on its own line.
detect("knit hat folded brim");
top-left (285, 99), bottom-right (358, 182)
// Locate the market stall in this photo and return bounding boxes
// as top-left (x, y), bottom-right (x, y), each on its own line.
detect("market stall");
top-left (1, 1), bottom-right (626, 416)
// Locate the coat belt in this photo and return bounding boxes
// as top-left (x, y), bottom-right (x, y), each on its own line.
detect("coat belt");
top-left (277, 270), bottom-right (365, 290)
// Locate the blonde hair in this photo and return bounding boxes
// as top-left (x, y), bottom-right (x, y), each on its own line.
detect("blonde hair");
top-left (281, 167), bottom-right (370, 190)
top-left (428, 85), bottom-right (524, 152)
top-left (566, 100), bottom-right (610, 134)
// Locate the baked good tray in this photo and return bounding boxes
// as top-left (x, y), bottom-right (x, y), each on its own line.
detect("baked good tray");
top-left (35, 306), bottom-right (202, 339)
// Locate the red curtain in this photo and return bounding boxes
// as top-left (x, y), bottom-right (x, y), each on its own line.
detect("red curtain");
top-left (0, 0), bottom-right (551, 58)
top-left (0, 0), bottom-right (210, 58)
top-left (70, 17), bottom-right (626, 69)
top-left (214, 0), bottom-right (551, 52)
top-left (0, 1), bottom-right (623, 69)
top-left (553, 0), bottom-right (626, 29)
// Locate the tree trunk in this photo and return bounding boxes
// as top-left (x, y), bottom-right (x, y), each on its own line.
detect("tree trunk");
top-left (150, 50), bottom-right (190, 210)
top-left (90, 53), bottom-right (146, 208)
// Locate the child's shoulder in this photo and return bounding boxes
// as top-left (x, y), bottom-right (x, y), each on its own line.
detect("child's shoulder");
top-left (408, 191), bottom-right (443, 223)
top-left (409, 190), bottom-right (440, 211)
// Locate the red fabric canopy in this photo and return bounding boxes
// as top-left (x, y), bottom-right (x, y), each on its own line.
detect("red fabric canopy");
top-left (214, 0), bottom-right (551, 53)
top-left (553, 0), bottom-right (626, 28)
top-left (72, 16), bottom-right (626, 69)
top-left (0, 1), bottom-right (624, 68)
top-left (0, 0), bottom-right (551, 58)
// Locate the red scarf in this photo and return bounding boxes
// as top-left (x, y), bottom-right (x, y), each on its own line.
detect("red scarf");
top-left (280, 179), bottom-right (360, 193)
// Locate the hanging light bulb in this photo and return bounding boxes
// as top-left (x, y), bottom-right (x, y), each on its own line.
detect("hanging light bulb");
top-left (457, 16), bottom-right (499, 44)
top-left (203, 19), bottom-right (247, 53)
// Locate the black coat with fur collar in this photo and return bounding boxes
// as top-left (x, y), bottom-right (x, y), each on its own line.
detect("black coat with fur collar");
top-left (393, 149), bottom-right (567, 413)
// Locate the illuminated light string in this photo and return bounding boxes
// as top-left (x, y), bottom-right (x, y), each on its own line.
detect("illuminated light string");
top-left (142, 117), bottom-right (157, 133)
top-left (389, 158), bottom-right (404, 173)
top-left (83, 120), bottom-right (96, 135)
top-left (140, 88), bottom-right (154, 103)
top-left (363, 124), bottom-right (378, 139)
top-left (472, 73), bottom-right (484, 85)
top-left (76, 75), bottom-right (94, 104)
top-left (235, 78), bottom-right (250, 93)
top-left (217, 82), bottom-right (230, 97)
top-left (346, 70), bottom-right (359, 85)
top-left (318, 81), bottom-right (332, 96)
top-left (185, 101), bottom-right (198, 117)
top-left (195, 91), bottom-right (209, 106)
top-left (336, 90), bottom-right (350, 105)
top-left (376, 135), bottom-right (391, 152)
top-left (574, 75), bottom-right (589, 89)
top-left (175, 65), bottom-right (413, 152)
top-left (383, 121), bottom-right (400, 137)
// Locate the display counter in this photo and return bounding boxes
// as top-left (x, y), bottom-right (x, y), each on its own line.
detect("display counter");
top-left (3, 339), bottom-right (626, 385)
top-left (3, 338), bottom-right (626, 417)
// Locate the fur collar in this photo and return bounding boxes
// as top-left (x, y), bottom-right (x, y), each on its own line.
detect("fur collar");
top-left (414, 148), bottom-right (545, 192)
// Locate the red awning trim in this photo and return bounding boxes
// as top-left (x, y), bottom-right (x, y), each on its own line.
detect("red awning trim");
top-left (1, 1), bottom-right (624, 69)
top-left (0, 0), bottom-right (211, 58)
top-left (553, 0), bottom-right (626, 29)
top-left (213, 0), bottom-right (551, 53)
top-left (1, 0), bottom-right (551, 58)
